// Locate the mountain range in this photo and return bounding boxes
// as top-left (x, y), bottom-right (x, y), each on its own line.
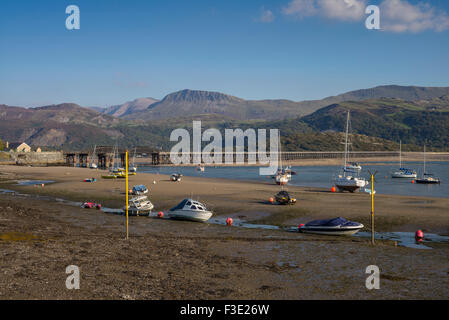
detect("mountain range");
top-left (91, 85), bottom-right (449, 121)
top-left (1, 85), bottom-right (449, 151)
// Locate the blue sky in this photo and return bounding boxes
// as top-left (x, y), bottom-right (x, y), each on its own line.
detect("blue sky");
top-left (1, 0), bottom-right (448, 107)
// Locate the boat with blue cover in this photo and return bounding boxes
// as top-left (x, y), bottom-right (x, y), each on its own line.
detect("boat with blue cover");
top-left (299, 217), bottom-right (364, 236)
top-left (132, 185), bottom-right (148, 195)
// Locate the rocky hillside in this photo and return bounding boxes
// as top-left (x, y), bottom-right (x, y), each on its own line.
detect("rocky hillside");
top-left (0, 104), bottom-right (124, 149)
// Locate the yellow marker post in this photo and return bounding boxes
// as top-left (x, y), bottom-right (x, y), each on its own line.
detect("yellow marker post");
top-left (125, 151), bottom-right (129, 240)
top-left (368, 170), bottom-right (377, 245)
top-left (371, 174), bottom-right (374, 245)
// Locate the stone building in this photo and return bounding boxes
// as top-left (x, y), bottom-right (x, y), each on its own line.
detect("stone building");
top-left (7, 142), bottom-right (32, 153)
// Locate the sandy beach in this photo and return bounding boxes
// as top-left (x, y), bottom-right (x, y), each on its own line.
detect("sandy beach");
top-left (0, 165), bottom-right (448, 299)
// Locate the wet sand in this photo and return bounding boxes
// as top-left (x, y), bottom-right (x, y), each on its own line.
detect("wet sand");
top-left (1, 165), bottom-right (449, 234)
top-left (0, 165), bottom-right (448, 299)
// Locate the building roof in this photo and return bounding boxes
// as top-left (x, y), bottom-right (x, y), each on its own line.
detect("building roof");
top-left (8, 142), bottom-right (30, 149)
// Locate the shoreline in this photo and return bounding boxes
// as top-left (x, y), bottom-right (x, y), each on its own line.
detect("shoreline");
top-left (1, 165), bottom-right (449, 235)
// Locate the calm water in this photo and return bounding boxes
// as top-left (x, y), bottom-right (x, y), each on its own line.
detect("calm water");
top-left (140, 161), bottom-right (449, 199)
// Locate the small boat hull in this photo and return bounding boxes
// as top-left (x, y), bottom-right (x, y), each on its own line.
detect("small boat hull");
top-left (391, 169), bottom-right (417, 178)
top-left (169, 210), bottom-right (213, 222)
top-left (415, 179), bottom-right (440, 184)
top-left (300, 226), bottom-right (363, 236)
top-left (391, 173), bottom-right (417, 178)
top-left (299, 217), bottom-right (364, 236)
top-left (336, 185), bottom-right (361, 193)
top-left (102, 175), bottom-right (117, 179)
top-left (334, 176), bottom-right (366, 193)
top-left (126, 209), bottom-right (151, 217)
top-left (275, 174), bottom-right (289, 185)
top-left (124, 196), bottom-right (154, 216)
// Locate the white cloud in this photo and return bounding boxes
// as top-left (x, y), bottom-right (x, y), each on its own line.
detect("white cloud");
top-left (259, 6), bottom-right (275, 23)
top-left (281, 0), bottom-right (449, 33)
top-left (282, 0), bottom-right (318, 17)
top-left (380, 0), bottom-right (449, 33)
top-left (320, 0), bottom-right (367, 21)
top-left (282, 0), bottom-right (366, 21)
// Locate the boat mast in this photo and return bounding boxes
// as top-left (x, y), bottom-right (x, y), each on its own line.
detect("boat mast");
top-left (344, 111), bottom-right (350, 175)
top-left (399, 140), bottom-right (402, 168)
top-left (278, 130), bottom-right (283, 171)
top-left (132, 147), bottom-right (136, 167)
top-left (113, 144), bottom-right (118, 169)
top-left (423, 144), bottom-right (426, 174)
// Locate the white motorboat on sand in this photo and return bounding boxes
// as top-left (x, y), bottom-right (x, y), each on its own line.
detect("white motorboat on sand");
top-left (168, 199), bottom-right (213, 222)
top-left (123, 196), bottom-right (154, 216)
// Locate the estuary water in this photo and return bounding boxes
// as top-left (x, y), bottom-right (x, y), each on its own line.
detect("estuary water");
top-left (140, 161), bottom-right (449, 199)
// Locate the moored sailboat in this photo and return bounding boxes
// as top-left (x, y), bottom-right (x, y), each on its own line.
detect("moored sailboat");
top-left (391, 141), bottom-right (417, 178)
top-left (416, 145), bottom-right (441, 184)
top-left (89, 145), bottom-right (98, 169)
top-left (129, 147), bottom-right (137, 174)
top-left (275, 131), bottom-right (289, 185)
top-left (334, 111), bottom-right (367, 192)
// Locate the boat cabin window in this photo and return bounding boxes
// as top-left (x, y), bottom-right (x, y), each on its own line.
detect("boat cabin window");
top-left (191, 205), bottom-right (197, 210)
top-left (186, 201), bottom-right (192, 206)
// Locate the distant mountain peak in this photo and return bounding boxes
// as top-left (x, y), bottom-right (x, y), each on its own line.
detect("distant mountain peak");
top-left (35, 103), bottom-right (83, 111)
top-left (102, 97), bottom-right (159, 117)
top-left (161, 89), bottom-right (240, 104)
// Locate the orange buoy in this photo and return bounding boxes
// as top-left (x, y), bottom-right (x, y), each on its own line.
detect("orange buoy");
top-left (331, 186), bottom-right (336, 193)
top-left (158, 212), bottom-right (164, 218)
top-left (415, 230), bottom-right (424, 242)
top-left (226, 218), bottom-right (233, 226)
top-left (269, 197), bottom-right (274, 204)
top-left (411, 180), bottom-right (415, 184)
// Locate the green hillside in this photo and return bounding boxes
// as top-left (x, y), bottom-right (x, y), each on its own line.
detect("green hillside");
top-left (299, 98), bottom-right (449, 151)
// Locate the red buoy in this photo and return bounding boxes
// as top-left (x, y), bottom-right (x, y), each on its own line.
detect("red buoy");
top-left (331, 186), bottom-right (336, 193)
top-left (269, 197), bottom-right (274, 204)
top-left (158, 212), bottom-right (164, 218)
top-left (298, 224), bottom-right (305, 232)
top-left (411, 180), bottom-right (415, 184)
top-left (415, 230), bottom-right (424, 242)
top-left (226, 218), bottom-right (233, 226)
